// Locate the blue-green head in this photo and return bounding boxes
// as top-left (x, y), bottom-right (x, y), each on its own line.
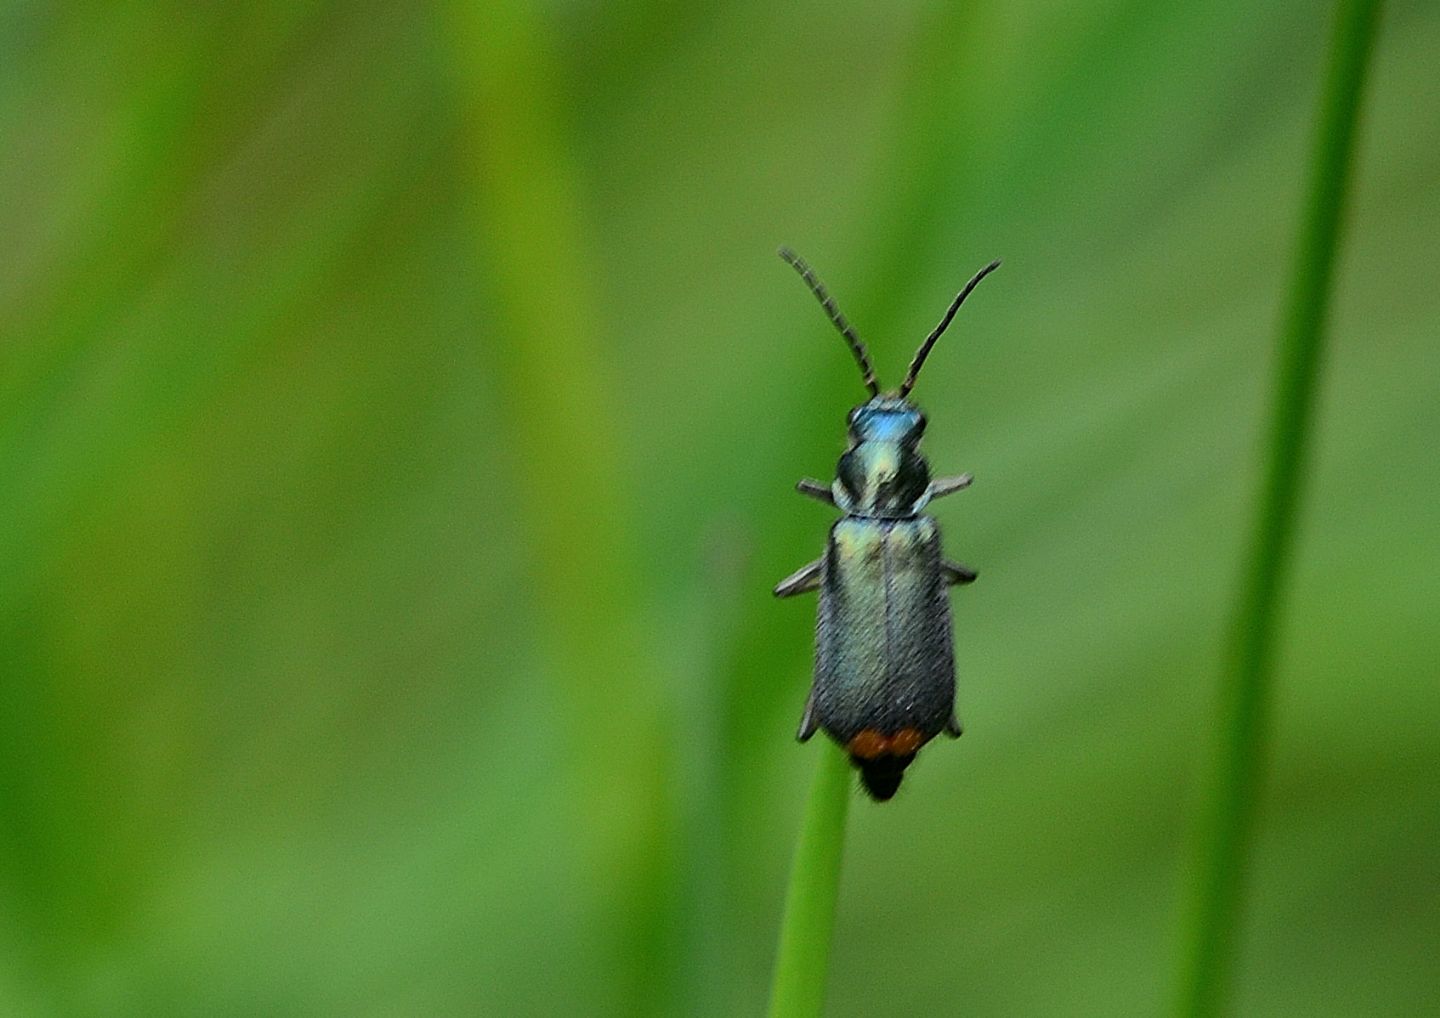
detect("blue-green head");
top-left (836, 396), bottom-right (931, 517)
top-left (778, 248), bottom-right (1000, 518)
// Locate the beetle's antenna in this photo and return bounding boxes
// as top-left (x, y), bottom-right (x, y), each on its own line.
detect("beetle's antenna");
top-left (779, 247), bottom-right (880, 397)
top-left (898, 260), bottom-right (1001, 397)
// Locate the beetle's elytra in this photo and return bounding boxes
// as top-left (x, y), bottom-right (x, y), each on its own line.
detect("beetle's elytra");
top-left (773, 248), bottom-right (999, 801)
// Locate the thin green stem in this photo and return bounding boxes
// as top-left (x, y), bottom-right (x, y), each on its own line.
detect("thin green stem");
top-left (1176, 0), bottom-right (1383, 1014)
top-left (767, 743), bottom-right (853, 1018)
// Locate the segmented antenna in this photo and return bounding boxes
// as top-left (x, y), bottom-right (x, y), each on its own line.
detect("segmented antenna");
top-left (778, 247), bottom-right (880, 397)
top-left (899, 260), bottom-right (1001, 397)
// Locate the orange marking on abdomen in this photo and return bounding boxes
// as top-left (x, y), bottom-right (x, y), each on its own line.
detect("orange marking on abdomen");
top-left (846, 729), bottom-right (889, 759)
top-left (889, 728), bottom-right (925, 755)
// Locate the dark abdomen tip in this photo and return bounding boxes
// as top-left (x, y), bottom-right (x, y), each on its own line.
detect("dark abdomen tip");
top-left (854, 754), bottom-right (916, 802)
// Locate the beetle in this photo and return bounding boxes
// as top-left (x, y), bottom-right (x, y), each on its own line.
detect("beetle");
top-left (773, 247), bottom-right (1000, 800)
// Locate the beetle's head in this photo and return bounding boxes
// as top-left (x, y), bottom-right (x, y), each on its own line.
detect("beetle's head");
top-left (776, 247), bottom-right (1000, 517)
top-left (836, 395), bottom-right (930, 517)
top-left (847, 395), bottom-right (926, 447)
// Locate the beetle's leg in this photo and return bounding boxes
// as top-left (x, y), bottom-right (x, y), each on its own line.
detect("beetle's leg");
top-left (795, 478), bottom-right (835, 505)
top-left (942, 560), bottom-right (978, 585)
top-left (796, 692), bottom-right (819, 742)
top-left (928, 474), bottom-right (973, 500)
top-left (773, 559), bottom-right (822, 598)
top-left (945, 714), bottom-right (963, 738)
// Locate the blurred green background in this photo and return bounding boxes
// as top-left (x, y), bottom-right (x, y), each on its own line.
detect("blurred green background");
top-left (2, 2), bottom-right (1436, 1015)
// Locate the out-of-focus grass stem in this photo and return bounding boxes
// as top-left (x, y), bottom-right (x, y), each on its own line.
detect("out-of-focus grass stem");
top-left (441, 3), bottom-right (674, 1012)
top-left (1177, 0), bottom-right (1383, 1014)
top-left (767, 743), bottom-right (852, 1018)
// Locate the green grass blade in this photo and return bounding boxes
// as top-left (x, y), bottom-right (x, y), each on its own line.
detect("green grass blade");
top-left (767, 743), bottom-right (853, 1018)
top-left (1176, 0), bottom-right (1384, 1014)
top-left (440, 3), bottom-right (677, 1011)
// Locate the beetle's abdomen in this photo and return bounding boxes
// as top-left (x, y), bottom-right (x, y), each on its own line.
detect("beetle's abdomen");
top-left (814, 516), bottom-right (955, 797)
